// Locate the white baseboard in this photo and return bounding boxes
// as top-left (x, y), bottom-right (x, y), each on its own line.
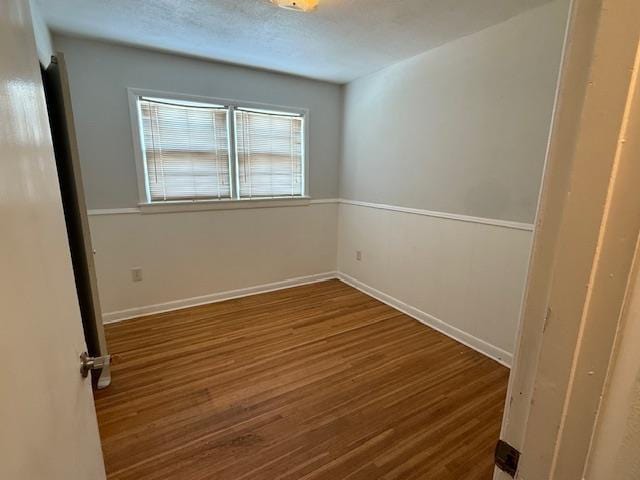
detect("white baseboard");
top-left (337, 272), bottom-right (513, 368)
top-left (102, 269), bottom-right (512, 368)
top-left (102, 271), bottom-right (338, 324)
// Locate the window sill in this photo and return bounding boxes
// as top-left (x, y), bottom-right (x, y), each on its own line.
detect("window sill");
top-left (138, 196), bottom-right (312, 214)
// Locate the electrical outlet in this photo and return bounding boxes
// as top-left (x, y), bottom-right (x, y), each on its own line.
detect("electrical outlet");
top-left (356, 250), bottom-right (362, 261)
top-left (131, 267), bottom-right (143, 282)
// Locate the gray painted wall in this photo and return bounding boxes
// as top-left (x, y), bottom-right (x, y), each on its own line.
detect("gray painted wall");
top-left (54, 35), bottom-right (343, 209)
top-left (340, 0), bottom-right (569, 223)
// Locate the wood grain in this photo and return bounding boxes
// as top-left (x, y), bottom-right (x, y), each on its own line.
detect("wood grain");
top-left (95, 280), bottom-right (508, 479)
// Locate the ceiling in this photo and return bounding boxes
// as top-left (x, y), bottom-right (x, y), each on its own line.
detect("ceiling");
top-left (38, 0), bottom-right (552, 83)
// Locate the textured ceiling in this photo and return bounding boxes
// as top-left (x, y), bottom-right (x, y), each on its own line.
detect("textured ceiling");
top-left (38, 0), bottom-right (552, 83)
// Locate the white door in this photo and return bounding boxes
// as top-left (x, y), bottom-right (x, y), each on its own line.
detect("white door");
top-left (0, 1), bottom-right (106, 479)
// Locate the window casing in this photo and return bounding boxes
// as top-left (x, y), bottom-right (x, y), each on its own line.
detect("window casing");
top-left (129, 89), bottom-right (308, 205)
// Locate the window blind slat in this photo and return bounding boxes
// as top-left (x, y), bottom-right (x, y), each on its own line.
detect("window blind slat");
top-left (235, 109), bottom-right (303, 198)
top-left (140, 99), bottom-right (231, 201)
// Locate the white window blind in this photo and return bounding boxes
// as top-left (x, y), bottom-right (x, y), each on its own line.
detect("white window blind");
top-left (139, 98), bottom-right (231, 201)
top-left (235, 108), bottom-right (304, 198)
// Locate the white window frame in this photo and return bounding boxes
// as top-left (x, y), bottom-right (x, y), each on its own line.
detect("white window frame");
top-left (127, 88), bottom-right (310, 211)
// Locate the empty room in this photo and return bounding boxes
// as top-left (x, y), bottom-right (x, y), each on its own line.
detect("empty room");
top-left (5, 0), bottom-right (640, 479)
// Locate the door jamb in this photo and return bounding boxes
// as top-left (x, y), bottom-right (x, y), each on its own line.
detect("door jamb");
top-left (495, 0), bottom-right (640, 478)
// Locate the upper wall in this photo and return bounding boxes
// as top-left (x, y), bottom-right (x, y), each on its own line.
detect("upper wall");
top-left (340, 0), bottom-right (569, 224)
top-left (53, 35), bottom-right (343, 209)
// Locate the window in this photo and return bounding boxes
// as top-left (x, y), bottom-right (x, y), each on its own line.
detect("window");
top-left (131, 91), bottom-right (307, 204)
top-left (235, 109), bottom-right (304, 198)
top-left (139, 98), bottom-right (231, 202)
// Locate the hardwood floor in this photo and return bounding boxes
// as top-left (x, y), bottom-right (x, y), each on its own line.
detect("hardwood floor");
top-left (94, 280), bottom-right (508, 480)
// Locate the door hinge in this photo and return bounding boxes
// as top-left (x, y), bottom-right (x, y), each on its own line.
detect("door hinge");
top-left (80, 352), bottom-right (111, 378)
top-left (495, 439), bottom-right (520, 477)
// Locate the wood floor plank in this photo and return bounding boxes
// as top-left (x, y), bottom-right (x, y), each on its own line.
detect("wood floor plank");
top-left (94, 280), bottom-right (508, 479)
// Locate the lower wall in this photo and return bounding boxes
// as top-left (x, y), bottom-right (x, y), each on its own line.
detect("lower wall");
top-left (89, 202), bottom-right (338, 322)
top-left (337, 202), bottom-right (533, 366)
top-left (91, 199), bottom-right (532, 367)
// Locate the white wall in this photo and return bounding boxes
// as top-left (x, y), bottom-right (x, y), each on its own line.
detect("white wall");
top-left (91, 203), bottom-right (338, 321)
top-left (338, 203), bottom-right (532, 364)
top-left (338, 0), bottom-right (569, 364)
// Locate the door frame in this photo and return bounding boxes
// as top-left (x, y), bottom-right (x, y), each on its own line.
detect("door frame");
top-left (496, 0), bottom-right (640, 478)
